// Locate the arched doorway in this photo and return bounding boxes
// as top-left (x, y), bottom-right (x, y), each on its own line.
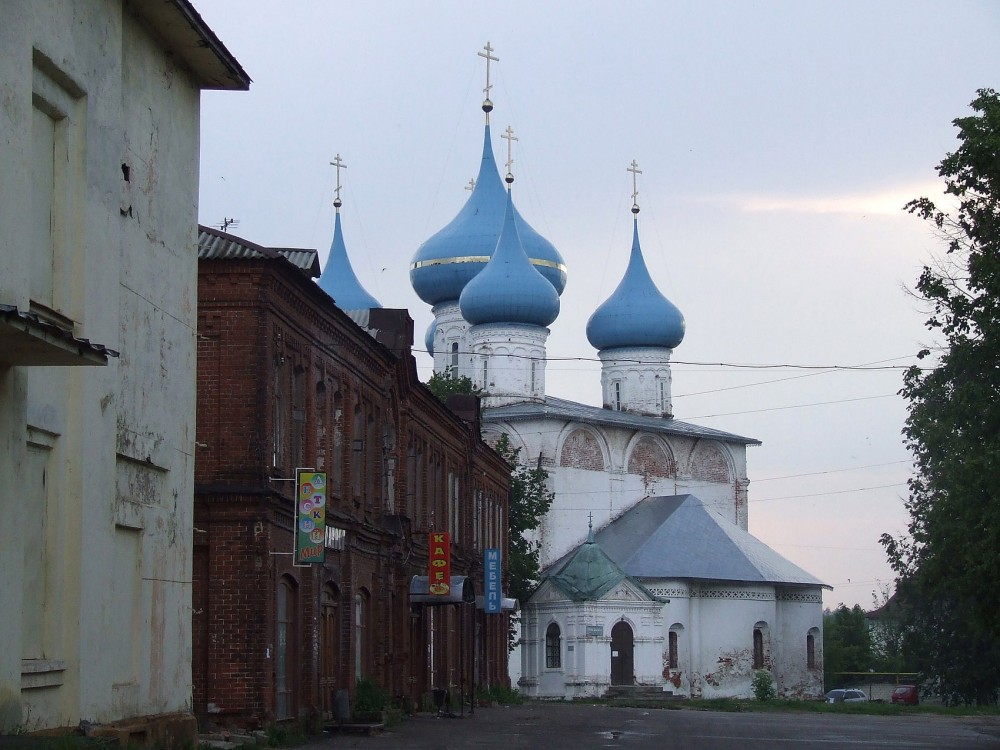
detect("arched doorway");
top-left (610, 621), bottom-right (634, 686)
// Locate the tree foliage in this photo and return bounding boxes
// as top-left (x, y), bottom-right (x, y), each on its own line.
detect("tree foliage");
top-left (425, 367), bottom-right (481, 403)
top-left (490, 433), bottom-right (554, 606)
top-left (866, 584), bottom-right (913, 675)
top-left (822, 605), bottom-right (874, 691)
top-left (880, 88), bottom-right (1000, 705)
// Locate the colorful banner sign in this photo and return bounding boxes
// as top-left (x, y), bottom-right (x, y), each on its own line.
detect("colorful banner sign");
top-left (484, 547), bottom-right (502, 613)
top-left (428, 532), bottom-right (451, 595)
top-left (294, 469), bottom-right (327, 564)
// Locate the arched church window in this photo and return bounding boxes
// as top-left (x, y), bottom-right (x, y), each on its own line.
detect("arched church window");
top-left (807, 628), bottom-right (819, 669)
top-left (753, 626), bottom-right (765, 669)
top-left (450, 342), bottom-right (459, 372)
top-left (613, 381), bottom-right (622, 411)
top-left (545, 622), bottom-right (561, 668)
top-left (668, 631), bottom-right (679, 669)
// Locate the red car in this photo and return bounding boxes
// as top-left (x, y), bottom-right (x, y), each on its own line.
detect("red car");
top-left (891, 684), bottom-right (919, 705)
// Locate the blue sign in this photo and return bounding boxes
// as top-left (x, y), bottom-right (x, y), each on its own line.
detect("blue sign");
top-left (484, 547), bottom-right (502, 613)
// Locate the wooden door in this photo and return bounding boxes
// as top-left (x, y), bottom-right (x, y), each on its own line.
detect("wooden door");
top-left (610, 621), bottom-right (634, 686)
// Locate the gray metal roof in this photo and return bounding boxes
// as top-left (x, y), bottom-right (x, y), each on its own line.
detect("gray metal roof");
top-left (482, 395), bottom-right (760, 446)
top-left (546, 495), bottom-right (827, 588)
top-left (198, 226), bottom-right (320, 277)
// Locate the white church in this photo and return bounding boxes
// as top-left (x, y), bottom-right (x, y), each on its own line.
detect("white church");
top-left (326, 45), bottom-right (828, 701)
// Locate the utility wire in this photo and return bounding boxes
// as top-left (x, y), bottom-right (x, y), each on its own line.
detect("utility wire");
top-left (752, 482), bottom-right (907, 503)
top-left (753, 460), bottom-right (911, 483)
top-left (412, 348), bottom-right (929, 371)
top-left (680, 393), bottom-right (898, 420)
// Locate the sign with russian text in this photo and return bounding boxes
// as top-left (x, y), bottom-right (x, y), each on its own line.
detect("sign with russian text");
top-left (428, 532), bottom-right (451, 595)
top-left (484, 547), bottom-right (502, 613)
top-left (294, 469), bottom-right (327, 564)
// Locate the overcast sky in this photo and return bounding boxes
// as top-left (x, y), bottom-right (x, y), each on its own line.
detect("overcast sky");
top-left (195, 0), bottom-right (1000, 610)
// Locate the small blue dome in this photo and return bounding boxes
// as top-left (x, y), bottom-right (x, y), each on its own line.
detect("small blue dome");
top-left (460, 189), bottom-right (560, 327)
top-left (410, 125), bottom-right (567, 306)
top-left (424, 319), bottom-right (436, 357)
top-left (586, 219), bottom-right (684, 350)
top-left (318, 212), bottom-right (381, 310)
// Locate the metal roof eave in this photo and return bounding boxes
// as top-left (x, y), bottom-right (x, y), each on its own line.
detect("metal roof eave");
top-left (483, 396), bottom-right (761, 446)
top-left (128, 0), bottom-right (251, 91)
top-left (0, 305), bottom-right (118, 366)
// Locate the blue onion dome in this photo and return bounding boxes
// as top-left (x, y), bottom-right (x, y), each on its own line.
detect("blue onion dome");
top-left (410, 125), bottom-right (567, 306)
top-left (459, 188), bottom-right (560, 327)
top-left (318, 211), bottom-right (381, 310)
top-left (586, 218), bottom-right (685, 350)
top-left (424, 319), bottom-right (436, 357)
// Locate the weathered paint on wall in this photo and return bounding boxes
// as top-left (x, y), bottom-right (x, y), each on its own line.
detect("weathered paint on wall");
top-left (0, 0), bottom-right (244, 736)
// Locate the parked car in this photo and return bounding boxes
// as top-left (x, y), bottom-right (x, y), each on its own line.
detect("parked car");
top-left (825, 689), bottom-right (868, 704)
top-left (890, 684), bottom-right (919, 705)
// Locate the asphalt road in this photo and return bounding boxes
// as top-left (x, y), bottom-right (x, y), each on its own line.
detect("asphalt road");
top-left (317, 702), bottom-right (1000, 750)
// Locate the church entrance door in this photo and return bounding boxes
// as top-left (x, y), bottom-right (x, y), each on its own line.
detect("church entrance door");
top-left (610, 621), bottom-right (634, 686)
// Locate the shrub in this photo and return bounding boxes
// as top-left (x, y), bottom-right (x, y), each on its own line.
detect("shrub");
top-left (476, 684), bottom-right (523, 705)
top-left (353, 678), bottom-right (389, 717)
top-left (752, 670), bottom-right (776, 701)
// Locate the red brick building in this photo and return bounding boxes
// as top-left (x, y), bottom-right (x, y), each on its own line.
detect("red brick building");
top-left (193, 226), bottom-right (511, 728)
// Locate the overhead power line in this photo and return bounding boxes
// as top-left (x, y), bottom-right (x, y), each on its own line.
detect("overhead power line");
top-left (753, 460), bottom-right (912, 483)
top-left (752, 482), bottom-right (908, 503)
top-left (680, 393), bottom-right (899, 420)
top-left (413, 348), bottom-right (931, 372)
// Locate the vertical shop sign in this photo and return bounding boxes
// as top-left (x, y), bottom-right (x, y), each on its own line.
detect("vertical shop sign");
top-left (484, 547), bottom-right (502, 613)
top-left (294, 469), bottom-right (327, 564)
top-left (428, 532), bottom-right (451, 595)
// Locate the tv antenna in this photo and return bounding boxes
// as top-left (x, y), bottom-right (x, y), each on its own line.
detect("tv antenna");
top-left (216, 217), bottom-right (240, 231)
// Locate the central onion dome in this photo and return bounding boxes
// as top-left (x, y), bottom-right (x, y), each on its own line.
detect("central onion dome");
top-left (586, 218), bottom-right (684, 350)
top-left (459, 187), bottom-right (560, 327)
top-left (318, 210), bottom-right (381, 310)
top-left (410, 125), bottom-right (567, 306)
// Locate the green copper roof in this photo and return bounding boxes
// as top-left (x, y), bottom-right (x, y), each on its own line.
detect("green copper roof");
top-left (548, 528), bottom-right (657, 602)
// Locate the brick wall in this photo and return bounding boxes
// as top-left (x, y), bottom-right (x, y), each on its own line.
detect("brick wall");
top-left (194, 252), bottom-right (511, 728)
top-left (559, 428), bottom-right (605, 471)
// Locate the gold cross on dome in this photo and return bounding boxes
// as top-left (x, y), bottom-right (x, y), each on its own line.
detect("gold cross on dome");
top-left (478, 42), bottom-right (499, 101)
top-left (628, 159), bottom-right (642, 211)
top-left (330, 153), bottom-right (347, 208)
top-left (502, 125), bottom-right (519, 181)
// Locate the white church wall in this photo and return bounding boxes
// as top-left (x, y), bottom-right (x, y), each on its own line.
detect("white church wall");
top-left (773, 591), bottom-right (825, 699)
top-left (472, 323), bottom-right (548, 406)
top-left (692, 588), bottom-right (777, 699)
top-left (520, 595), bottom-right (664, 699)
top-left (430, 301), bottom-right (471, 379)
top-left (598, 346), bottom-right (675, 417)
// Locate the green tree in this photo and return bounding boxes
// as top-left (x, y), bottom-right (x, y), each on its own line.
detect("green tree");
top-left (490, 434), bottom-right (554, 605)
top-left (866, 584), bottom-right (913, 675)
top-left (880, 88), bottom-right (1000, 706)
top-left (425, 367), bottom-right (481, 402)
top-left (822, 604), bottom-right (874, 691)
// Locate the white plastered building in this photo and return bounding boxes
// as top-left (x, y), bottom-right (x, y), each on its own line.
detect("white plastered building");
top-left (0, 1), bottom-right (247, 738)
